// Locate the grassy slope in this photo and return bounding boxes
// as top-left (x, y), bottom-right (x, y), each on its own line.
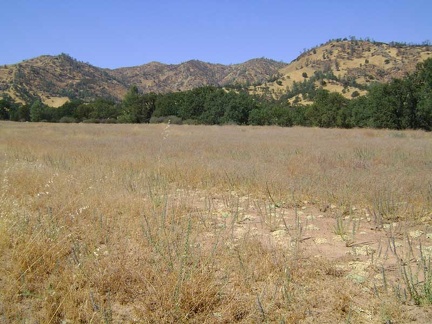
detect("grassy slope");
top-left (252, 41), bottom-right (432, 101)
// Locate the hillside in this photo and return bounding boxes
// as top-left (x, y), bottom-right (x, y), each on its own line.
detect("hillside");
top-left (0, 56), bottom-right (286, 106)
top-left (110, 58), bottom-right (286, 94)
top-left (0, 54), bottom-right (128, 106)
top-left (1, 39), bottom-right (431, 106)
top-left (253, 39), bottom-right (432, 103)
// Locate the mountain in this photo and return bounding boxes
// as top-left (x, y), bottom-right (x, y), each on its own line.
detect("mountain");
top-left (253, 39), bottom-right (432, 103)
top-left (0, 55), bottom-right (286, 106)
top-left (0, 54), bottom-right (128, 106)
top-left (1, 39), bottom-right (431, 106)
top-left (110, 58), bottom-right (287, 94)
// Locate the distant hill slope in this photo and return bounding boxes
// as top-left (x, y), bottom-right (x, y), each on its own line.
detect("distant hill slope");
top-left (1, 39), bottom-right (431, 106)
top-left (254, 39), bottom-right (432, 103)
top-left (0, 55), bottom-right (286, 106)
top-left (110, 58), bottom-right (287, 94)
top-left (0, 54), bottom-right (128, 106)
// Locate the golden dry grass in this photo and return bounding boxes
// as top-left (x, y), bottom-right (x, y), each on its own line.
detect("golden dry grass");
top-left (1, 121), bottom-right (432, 323)
top-left (41, 96), bottom-right (70, 108)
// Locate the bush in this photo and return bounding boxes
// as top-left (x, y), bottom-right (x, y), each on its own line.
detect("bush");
top-left (182, 119), bottom-right (200, 125)
top-left (302, 72), bottom-right (308, 78)
top-left (150, 115), bottom-right (182, 124)
top-left (82, 118), bottom-right (100, 123)
top-left (101, 118), bottom-right (118, 124)
top-left (351, 91), bottom-right (360, 98)
top-left (59, 116), bottom-right (77, 123)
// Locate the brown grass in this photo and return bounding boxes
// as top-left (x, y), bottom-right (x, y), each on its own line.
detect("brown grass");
top-left (1, 122), bottom-right (432, 322)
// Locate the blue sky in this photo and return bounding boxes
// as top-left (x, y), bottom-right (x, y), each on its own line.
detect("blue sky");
top-left (2, 0), bottom-right (431, 68)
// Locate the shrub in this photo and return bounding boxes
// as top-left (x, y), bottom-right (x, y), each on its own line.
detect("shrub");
top-left (302, 72), bottom-right (308, 78)
top-left (351, 91), bottom-right (360, 98)
top-left (59, 116), bottom-right (77, 123)
top-left (101, 118), bottom-right (118, 124)
top-left (82, 118), bottom-right (100, 123)
top-left (182, 119), bottom-right (200, 125)
top-left (150, 115), bottom-right (182, 124)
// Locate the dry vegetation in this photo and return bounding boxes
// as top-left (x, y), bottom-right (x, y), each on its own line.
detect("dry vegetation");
top-left (1, 122), bottom-right (432, 323)
top-left (254, 40), bottom-right (432, 101)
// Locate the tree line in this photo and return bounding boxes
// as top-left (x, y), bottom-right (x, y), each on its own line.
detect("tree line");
top-left (1, 58), bottom-right (431, 130)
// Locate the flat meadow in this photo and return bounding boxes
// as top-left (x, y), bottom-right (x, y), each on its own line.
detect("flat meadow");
top-left (1, 121), bottom-right (432, 323)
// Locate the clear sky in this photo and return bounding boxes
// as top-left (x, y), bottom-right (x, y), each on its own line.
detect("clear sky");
top-left (2, 0), bottom-right (431, 69)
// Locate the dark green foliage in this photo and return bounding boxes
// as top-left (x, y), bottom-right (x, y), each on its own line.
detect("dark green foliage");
top-left (30, 100), bottom-right (46, 122)
top-left (351, 91), bottom-right (360, 98)
top-left (15, 104), bottom-right (31, 121)
top-left (59, 116), bottom-right (77, 123)
top-left (118, 86), bottom-right (156, 123)
top-left (153, 92), bottom-right (183, 117)
top-left (304, 90), bottom-right (349, 128)
top-left (150, 115), bottom-right (183, 124)
top-left (3, 58), bottom-right (432, 131)
top-left (0, 95), bottom-right (16, 120)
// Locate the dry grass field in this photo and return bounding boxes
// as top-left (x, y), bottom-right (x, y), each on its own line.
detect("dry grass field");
top-left (1, 121), bottom-right (432, 323)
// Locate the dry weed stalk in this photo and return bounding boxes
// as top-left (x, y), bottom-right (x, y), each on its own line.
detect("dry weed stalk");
top-left (1, 122), bottom-right (431, 322)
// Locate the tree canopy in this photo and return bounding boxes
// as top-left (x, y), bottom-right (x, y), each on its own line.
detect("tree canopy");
top-left (1, 58), bottom-right (432, 131)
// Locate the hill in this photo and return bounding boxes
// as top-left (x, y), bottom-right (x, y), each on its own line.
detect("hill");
top-left (0, 56), bottom-right (286, 106)
top-left (0, 54), bottom-right (128, 106)
top-left (109, 58), bottom-right (286, 93)
top-left (253, 38), bottom-right (432, 103)
top-left (1, 38), bottom-right (431, 106)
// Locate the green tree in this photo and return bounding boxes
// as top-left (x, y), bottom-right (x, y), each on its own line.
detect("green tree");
top-left (179, 87), bottom-right (215, 120)
top-left (119, 86), bottom-right (157, 123)
top-left (366, 83), bottom-right (398, 129)
top-left (55, 99), bottom-right (83, 121)
top-left (74, 103), bottom-right (94, 121)
top-left (30, 100), bottom-right (45, 122)
top-left (0, 96), bottom-right (14, 120)
top-left (414, 58), bottom-right (432, 130)
top-left (119, 86), bottom-right (141, 123)
top-left (248, 107), bottom-right (270, 125)
top-left (305, 90), bottom-right (348, 127)
top-left (153, 92), bottom-right (182, 117)
top-left (88, 98), bottom-right (119, 120)
top-left (347, 96), bottom-right (372, 128)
